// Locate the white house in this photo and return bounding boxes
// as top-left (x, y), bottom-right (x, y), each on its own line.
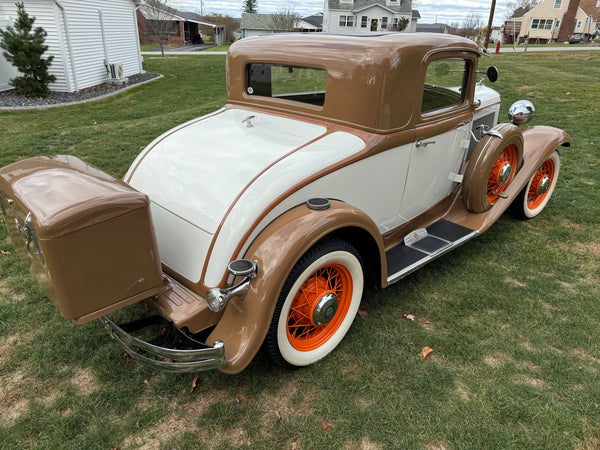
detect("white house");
top-left (323, 0), bottom-right (419, 33)
top-left (0, 0), bottom-right (144, 93)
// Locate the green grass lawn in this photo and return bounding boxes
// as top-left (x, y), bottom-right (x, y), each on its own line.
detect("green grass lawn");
top-left (0, 51), bottom-right (599, 449)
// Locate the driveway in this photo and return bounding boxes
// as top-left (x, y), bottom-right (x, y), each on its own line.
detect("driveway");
top-left (150, 44), bottom-right (216, 52)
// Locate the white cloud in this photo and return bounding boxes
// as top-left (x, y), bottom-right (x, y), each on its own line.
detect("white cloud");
top-left (173, 0), bottom-right (511, 26)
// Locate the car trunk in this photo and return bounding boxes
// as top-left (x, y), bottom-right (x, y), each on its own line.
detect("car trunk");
top-left (0, 155), bottom-right (165, 324)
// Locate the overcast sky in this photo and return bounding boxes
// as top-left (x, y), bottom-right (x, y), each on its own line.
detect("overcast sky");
top-left (174, 0), bottom-right (512, 26)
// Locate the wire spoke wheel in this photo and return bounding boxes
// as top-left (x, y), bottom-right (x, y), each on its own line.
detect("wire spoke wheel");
top-left (511, 151), bottom-right (560, 220)
top-left (286, 263), bottom-right (352, 351)
top-left (266, 239), bottom-right (363, 367)
top-left (487, 144), bottom-right (518, 204)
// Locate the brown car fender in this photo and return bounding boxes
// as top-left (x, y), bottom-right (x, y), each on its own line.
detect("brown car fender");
top-left (207, 200), bottom-right (385, 374)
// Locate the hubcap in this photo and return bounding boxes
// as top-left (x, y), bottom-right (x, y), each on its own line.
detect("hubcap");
top-left (537, 175), bottom-right (550, 195)
top-left (311, 292), bottom-right (338, 326)
top-left (497, 163), bottom-right (513, 186)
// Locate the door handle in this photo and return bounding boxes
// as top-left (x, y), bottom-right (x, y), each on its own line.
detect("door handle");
top-left (416, 140), bottom-right (436, 148)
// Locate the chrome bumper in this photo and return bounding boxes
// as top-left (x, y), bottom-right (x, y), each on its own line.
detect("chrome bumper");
top-left (99, 316), bottom-right (226, 373)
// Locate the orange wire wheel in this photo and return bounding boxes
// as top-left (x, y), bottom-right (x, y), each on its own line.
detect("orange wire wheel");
top-left (486, 144), bottom-right (518, 204)
top-left (462, 124), bottom-right (524, 213)
top-left (286, 263), bottom-right (352, 351)
top-left (266, 240), bottom-right (364, 368)
top-left (527, 158), bottom-right (556, 209)
top-left (511, 151), bottom-right (560, 220)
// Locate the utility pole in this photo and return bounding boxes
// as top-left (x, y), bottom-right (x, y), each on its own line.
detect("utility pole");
top-left (483, 0), bottom-right (496, 50)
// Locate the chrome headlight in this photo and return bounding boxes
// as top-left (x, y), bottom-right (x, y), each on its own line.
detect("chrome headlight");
top-left (508, 100), bottom-right (535, 126)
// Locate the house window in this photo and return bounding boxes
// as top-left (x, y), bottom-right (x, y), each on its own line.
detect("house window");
top-left (246, 64), bottom-right (327, 107)
top-left (382, 17), bottom-right (388, 29)
top-left (339, 15), bottom-right (353, 27)
top-left (531, 19), bottom-right (553, 29)
top-left (555, 20), bottom-right (560, 27)
top-left (553, 0), bottom-right (562, 8)
top-left (361, 16), bottom-right (368, 28)
top-left (421, 59), bottom-right (468, 114)
top-left (388, 0), bottom-right (399, 3)
top-left (576, 20), bottom-right (582, 28)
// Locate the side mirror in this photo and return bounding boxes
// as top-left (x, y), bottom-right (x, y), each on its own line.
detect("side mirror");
top-left (486, 66), bottom-right (499, 83)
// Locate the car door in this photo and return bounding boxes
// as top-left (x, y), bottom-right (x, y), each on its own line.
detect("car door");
top-left (399, 54), bottom-right (475, 222)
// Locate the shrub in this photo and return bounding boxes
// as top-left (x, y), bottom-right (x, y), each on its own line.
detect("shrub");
top-left (0, 2), bottom-right (56, 97)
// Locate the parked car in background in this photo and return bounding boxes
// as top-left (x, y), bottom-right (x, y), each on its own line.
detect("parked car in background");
top-left (0, 33), bottom-right (570, 374)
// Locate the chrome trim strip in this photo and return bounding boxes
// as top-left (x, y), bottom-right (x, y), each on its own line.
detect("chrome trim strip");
top-left (387, 230), bottom-right (479, 285)
top-left (99, 316), bottom-right (226, 372)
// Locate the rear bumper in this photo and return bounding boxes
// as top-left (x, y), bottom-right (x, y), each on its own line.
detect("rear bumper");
top-left (99, 316), bottom-right (226, 372)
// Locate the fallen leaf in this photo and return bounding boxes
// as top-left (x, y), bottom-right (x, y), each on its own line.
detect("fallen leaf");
top-left (101, 140), bottom-right (106, 144)
top-left (291, 443), bottom-right (298, 450)
top-left (274, 411), bottom-right (282, 421)
top-left (1, 250), bottom-right (10, 255)
top-left (407, 282), bottom-right (415, 289)
top-left (111, 446), bottom-right (119, 450)
top-left (194, 430), bottom-right (204, 438)
top-left (322, 422), bottom-right (331, 433)
top-left (547, 240), bottom-right (552, 244)
top-left (190, 376), bottom-right (199, 393)
top-left (162, 358), bottom-right (174, 363)
top-left (357, 307), bottom-right (368, 317)
top-left (422, 346), bottom-right (434, 359)
top-left (235, 394), bottom-right (246, 404)
top-left (124, 352), bottom-right (134, 362)
top-left (403, 314), bottom-right (415, 321)
top-left (417, 318), bottom-right (431, 324)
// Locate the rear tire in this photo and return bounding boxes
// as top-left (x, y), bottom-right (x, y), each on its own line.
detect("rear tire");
top-left (266, 239), bottom-right (364, 368)
top-left (511, 151), bottom-right (560, 220)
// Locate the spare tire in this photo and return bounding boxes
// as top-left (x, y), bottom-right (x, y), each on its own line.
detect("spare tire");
top-left (462, 123), bottom-right (524, 213)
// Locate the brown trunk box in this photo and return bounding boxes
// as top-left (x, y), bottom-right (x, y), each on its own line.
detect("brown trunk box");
top-left (0, 155), bottom-right (164, 324)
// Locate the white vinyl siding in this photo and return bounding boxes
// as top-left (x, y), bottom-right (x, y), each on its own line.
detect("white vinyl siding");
top-left (0, 0), bottom-right (141, 93)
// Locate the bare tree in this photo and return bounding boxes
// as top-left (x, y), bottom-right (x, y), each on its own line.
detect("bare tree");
top-left (269, 6), bottom-right (301, 32)
top-left (506, 0), bottom-right (539, 19)
top-left (462, 12), bottom-right (484, 41)
top-left (142, 0), bottom-right (177, 57)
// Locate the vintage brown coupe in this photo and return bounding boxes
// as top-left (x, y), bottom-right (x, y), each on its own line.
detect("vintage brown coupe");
top-left (0, 33), bottom-right (570, 373)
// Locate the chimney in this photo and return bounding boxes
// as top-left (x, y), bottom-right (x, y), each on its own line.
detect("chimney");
top-left (557, 0), bottom-right (582, 42)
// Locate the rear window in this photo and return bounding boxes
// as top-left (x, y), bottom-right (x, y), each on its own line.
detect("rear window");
top-left (246, 64), bottom-right (326, 107)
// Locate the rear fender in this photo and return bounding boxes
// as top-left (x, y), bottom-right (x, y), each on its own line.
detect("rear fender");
top-left (207, 200), bottom-right (384, 374)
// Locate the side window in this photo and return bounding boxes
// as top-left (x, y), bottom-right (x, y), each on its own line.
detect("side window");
top-left (421, 58), bottom-right (468, 114)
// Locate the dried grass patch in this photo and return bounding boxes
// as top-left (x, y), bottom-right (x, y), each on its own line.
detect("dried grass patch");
top-left (122, 389), bottom-right (229, 449)
top-left (71, 368), bottom-right (99, 396)
top-left (343, 438), bottom-right (385, 449)
top-left (455, 381), bottom-right (471, 402)
top-left (259, 379), bottom-right (314, 423)
top-left (505, 277), bottom-right (527, 287)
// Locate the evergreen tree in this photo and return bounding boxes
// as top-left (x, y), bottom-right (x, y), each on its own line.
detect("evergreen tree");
top-left (242, 0), bottom-right (258, 14)
top-left (0, 2), bottom-right (56, 98)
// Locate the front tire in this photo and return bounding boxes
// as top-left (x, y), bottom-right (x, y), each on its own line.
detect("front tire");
top-left (511, 151), bottom-right (560, 220)
top-left (266, 239), bottom-right (364, 368)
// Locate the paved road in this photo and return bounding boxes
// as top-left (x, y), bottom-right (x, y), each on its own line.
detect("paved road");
top-left (142, 45), bottom-right (600, 57)
top-left (498, 45), bottom-right (600, 53)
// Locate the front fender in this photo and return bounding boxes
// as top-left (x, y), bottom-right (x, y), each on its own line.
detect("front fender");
top-left (207, 200), bottom-right (384, 374)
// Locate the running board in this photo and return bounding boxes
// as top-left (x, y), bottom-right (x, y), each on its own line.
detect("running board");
top-left (386, 219), bottom-right (478, 285)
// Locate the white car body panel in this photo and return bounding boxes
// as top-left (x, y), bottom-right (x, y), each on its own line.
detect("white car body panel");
top-left (237, 143), bottom-right (414, 265)
top-left (399, 122), bottom-right (471, 221)
top-left (204, 131), bottom-right (367, 286)
top-left (127, 108), bottom-right (327, 234)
